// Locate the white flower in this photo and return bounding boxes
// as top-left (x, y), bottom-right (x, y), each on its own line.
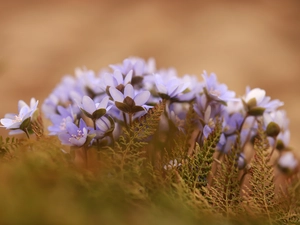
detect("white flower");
top-left (1, 98), bottom-right (39, 134)
top-left (278, 152), bottom-right (298, 171)
top-left (243, 87), bottom-right (284, 116)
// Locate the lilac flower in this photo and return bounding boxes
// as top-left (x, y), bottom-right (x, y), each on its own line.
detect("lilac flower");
top-left (58, 119), bottom-right (89, 146)
top-left (103, 70), bottom-right (132, 91)
top-left (1, 98), bottom-right (39, 135)
top-left (223, 112), bottom-right (244, 135)
top-left (109, 84), bottom-right (150, 114)
top-left (193, 94), bottom-right (226, 141)
top-left (109, 57), bottom-right (156, 76)
top-left (75, 67), bottom-right (106, 96)
top-left (202, 71), bottom-right (237, 104)
top-left (48, 105), bottom-right (75, 135)
top-left (42, 76), bottom-right (78, 118)
top-left (154, 73), bottom-right (195, 102)
top-left (76, 96), bottom-right (111, 120)
top-left (243, 87), bottom-right (284, 116)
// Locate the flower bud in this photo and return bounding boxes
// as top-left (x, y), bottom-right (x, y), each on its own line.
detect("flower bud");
top-left (266, 121), bottom-right (280, 137)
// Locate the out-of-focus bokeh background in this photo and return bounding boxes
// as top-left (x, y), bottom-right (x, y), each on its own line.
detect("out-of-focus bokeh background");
top-left (0, 0), bottom-right (299, 148)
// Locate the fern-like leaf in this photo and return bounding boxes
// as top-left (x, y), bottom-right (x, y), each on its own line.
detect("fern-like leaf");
top-left (243, 123), bottom-right (276, 224)
top-left (105, 101), bottom-right (165, 180)
top-left (204, 133), bottom-right (243, 219)
top-left (0, 136), bottom-right (20, 159)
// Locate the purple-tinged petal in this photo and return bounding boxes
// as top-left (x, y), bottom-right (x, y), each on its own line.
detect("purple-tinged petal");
top-left (58, 132), bottom-right (73, 146)
top-left (124, 84), bottom-right (134, 99)
top-left (203, 125), bottom-right (212, 138)
top-left (96, 117), bottom-right (110, 131)
top-left (18, 100), bottom-right (27, 111)
top-left (109, 87), bottom-right (124, 102)
top-left (82, 96), bottom-right (96, 114)
top-left (134, 91), bottom-right (150, 106)
top-left (156, 84), bottom-right (167, 94)
top-left (124, 70), bottom-right (133, 84)
top-left (134, 60), bottom-right (144, 75)
top-left (114, 70), bottom-right (123, 85)
top-left (97, 96), bottom-right (109, 109)
top-left (204, 105), bottom-right (211, 123)
top-left (1, 118), bottom-right (15, 127)
top-left (66, 122), bottom-right (79, 135)
top-left (78, 119), bottom-right (88, 130)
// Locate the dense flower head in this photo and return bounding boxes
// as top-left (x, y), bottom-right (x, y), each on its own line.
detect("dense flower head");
top-left (1, 57), bottom-right (294, 177)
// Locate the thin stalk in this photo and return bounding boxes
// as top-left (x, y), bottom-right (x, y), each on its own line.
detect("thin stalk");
top-left (24, 128), bottom-right (30, 139)
top-left (269, 137), bottom-right (277, 159)
top-left (239, 169), bottom-right (248, 186)
top-left (239, 114), bottom-right (249, 133)
top-left (123, 112), bottom-right (128, 130)
top-left (109, 133), bottom-right (115, 148)
top-left (129, 113), bottom-right (133, 127)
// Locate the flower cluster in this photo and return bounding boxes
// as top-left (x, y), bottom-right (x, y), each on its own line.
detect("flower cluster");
top-left (0, 57), bottom-right (297, 173)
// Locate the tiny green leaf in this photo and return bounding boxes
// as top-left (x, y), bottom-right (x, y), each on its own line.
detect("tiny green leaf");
top-left (92, 108), bottom-right (106, 120)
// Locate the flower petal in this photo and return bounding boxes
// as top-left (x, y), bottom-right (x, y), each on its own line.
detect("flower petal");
top-left (124, 70), bottom-right (133, 84)
top-left (114, 70), bottom-right (123, 85)
top-left (97, 96), bottom-right (109, 109)
top-left (124, 84), bottom-right (134, 99)
top-left (66, 122), bottom-right (79, 135)
top-left (245, 88), bottom-right (266, 104)
top-left (203, 125), bottom-right (212, 138)
top-left (109, 87), bottom-right (124, 102)
top-left (82, 96), bottom-right (96, 114)
top-left (0, 118), bottom-right (14, 127)
top-left (134, 91), bottom-right (150, 106)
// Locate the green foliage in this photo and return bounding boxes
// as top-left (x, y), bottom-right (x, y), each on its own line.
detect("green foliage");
top-left (192, 118), bottom-right (222, 189)
top-left (0, 107), bottom-right (300, 225)
top-left (0, 136), bottom-right (20, 159)
top-left (204, 134), bottom-right (243, 219)
top-left (102, 101), bottom-right (165, 181)
top-left (243, 124), bottom-right (276, 224)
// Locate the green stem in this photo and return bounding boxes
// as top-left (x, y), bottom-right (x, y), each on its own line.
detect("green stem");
top-left (24, 128), bottom-right (30, 139)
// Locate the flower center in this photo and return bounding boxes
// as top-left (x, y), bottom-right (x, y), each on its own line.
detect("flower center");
top-left (59, 118), bottom-right (67, 131)
top-left (209, 88), bottom-right (221, 97)
top-left (13, 115), bottom-right (22, 123)
top-left (69, 129), bottom-right (85, 141)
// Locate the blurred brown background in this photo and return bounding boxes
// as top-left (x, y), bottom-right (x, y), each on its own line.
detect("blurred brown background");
top-left (0, 0), bottom-right (299, 148)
